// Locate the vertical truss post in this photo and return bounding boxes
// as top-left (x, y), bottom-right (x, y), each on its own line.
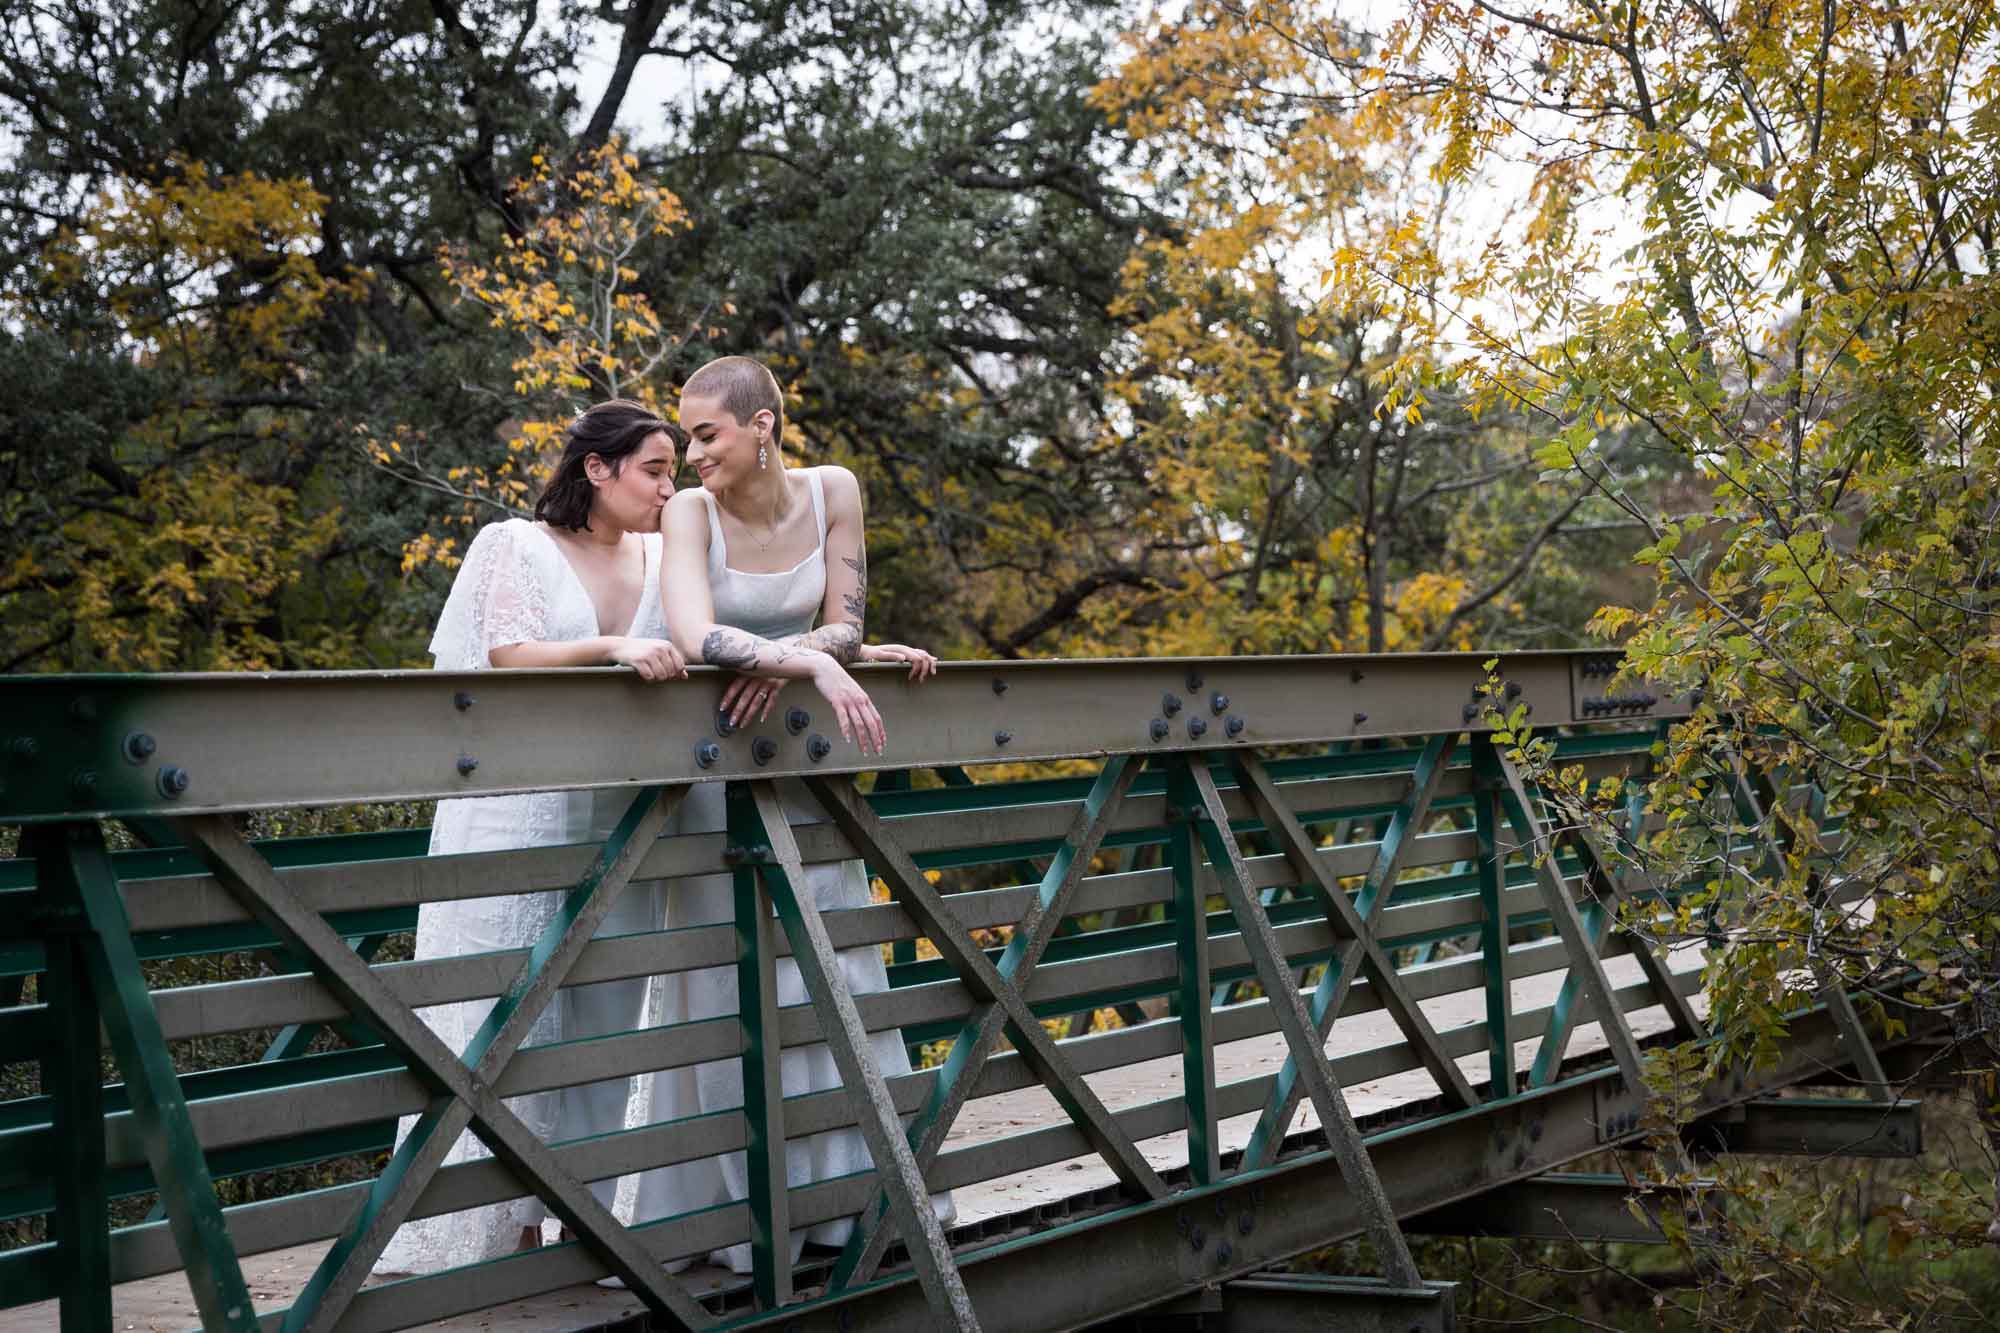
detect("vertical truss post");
top-left (1165, 760), bottom-right (1219, 1186)
top-left (1530, 778), bottom-right (1705, 1086)
top-left (726, 785), bottom-right (792, 1309)
top-left (1480, 745), bottom-right (1649, 1096)
top-left (32, 822), bottom-right (258, 1331)
top-left (1234, 735), bottom-right (1468, 1171)
top-left (1184, 761), bottom-right (1422, 1289)
top-left (741, 782), bottom-right (980, 1331)
top-left (27, 826), bottom-right (112, 1333)
top-left (1470, 740), bottom-right (1515, 1097)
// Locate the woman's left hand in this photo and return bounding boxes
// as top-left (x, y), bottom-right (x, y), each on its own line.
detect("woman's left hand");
top-left (861, 642), bottom-right (939, 681)
top-left (721, 673), bottom-right (787, 727)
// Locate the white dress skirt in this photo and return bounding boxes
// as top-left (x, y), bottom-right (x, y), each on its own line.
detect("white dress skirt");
top-left (631, 468), bottom-right (953, 1273)
top-left (375, 519), bottom-right (667, 1276)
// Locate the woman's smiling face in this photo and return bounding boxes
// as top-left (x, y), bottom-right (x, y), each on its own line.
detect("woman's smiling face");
top-left (679, 392), bottom-right (770, 490)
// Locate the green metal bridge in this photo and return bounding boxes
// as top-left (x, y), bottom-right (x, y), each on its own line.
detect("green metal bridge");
top-left (0, 652), bottom-right (1928, 1332)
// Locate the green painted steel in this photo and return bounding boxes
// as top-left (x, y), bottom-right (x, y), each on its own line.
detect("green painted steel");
top-left (1165, 759), bottom-right (1220, 1187)
top-left (46, 823), bottom-right (258, 1332)
top-left (1187, 760), bottom-right (1421, 1287)
top-left (741, 782), bottom-right (979, 1330)
top-left (821, 755), bottom-right (1146, 1291)
top-left (1471, 741), bottom-right (1516, 1098)
top-left (0, 652), bottom-right (1909, 1333)
top-left (728, 784), bottom-right (792, 1310)
top-left (0, 653), bottom-right (1686, 822)
top-left (1235, 734), bottom-right (1464, 1171)
top-left (26, 827), bottom-right (113, 1333)
top-left (1483, 746), bottom-right (1646, 1095)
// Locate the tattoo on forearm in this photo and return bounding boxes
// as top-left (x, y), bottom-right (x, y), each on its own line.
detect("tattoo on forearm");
top-left (841, 552), bottom-right (867, 625)
top-left (701, 629), bottom-right (760, 671)
top-left (792, 622), bottom-right (861, 665)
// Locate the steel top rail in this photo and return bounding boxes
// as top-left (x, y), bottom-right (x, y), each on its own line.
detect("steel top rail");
top-left (0, 650), bottom-right (1680, 821)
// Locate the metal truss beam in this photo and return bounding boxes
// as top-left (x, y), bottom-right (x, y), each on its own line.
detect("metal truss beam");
top-left (1185, 758), bottom-right (1420, 1288)
top-left (1481, 743), bottom-right (1647, 1096)
top-left (730, 1004), bottom-right (1938, 1332)
top-left (1213, 1274), bottom-right (1457, 1333)
top-left (1681, 1097), bottom-right (1923, 1159)
top-left (0, 653), bottom-right (1686, 822)
top-left (740, 781), bottom-right (980, 1330)
top-left (809, 760), bottom-right (1163, 1292)
top-left (1234, 736), bottom-right (1470, 1170)
top-left (172, 804), bottom-right (716, 1333)
top-left (1090, 1274), bottom-right (1457, 1333)
top-left (1725, 760), bottom-right (1892, 1099)
top-left (29, 823), bottom-right (255, 1333)
top-left (1405, 1173), bottom-right (1718, 1243)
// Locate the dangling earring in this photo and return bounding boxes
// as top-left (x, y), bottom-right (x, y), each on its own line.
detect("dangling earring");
top-left (758, 441), bottom-right (768, 470)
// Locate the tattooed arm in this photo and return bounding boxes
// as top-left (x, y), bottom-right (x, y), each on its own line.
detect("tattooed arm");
top-left (769, 468), bottom-right (868, 665)
top-left (810, 469), bottom-right (938, 680)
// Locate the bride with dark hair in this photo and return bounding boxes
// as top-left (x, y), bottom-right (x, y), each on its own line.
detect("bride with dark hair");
top-left (376, 400), bottom-right (687, 1275)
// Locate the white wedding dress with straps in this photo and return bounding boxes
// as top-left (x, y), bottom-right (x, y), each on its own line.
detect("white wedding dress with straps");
top-left (631, 467), bottom-right (953, 1273)
top-left (375, 518), bottom-right (666, 1276)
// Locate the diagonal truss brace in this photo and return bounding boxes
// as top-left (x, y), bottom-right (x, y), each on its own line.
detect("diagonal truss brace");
top-left (727, 787), bottom-right (793, 1311)
top-left (817, 756), bottom-right (1147, 1291)
top-left (1229, 749), bottom-right (1477, 1112)
top-left (1529, 793), bottom-right (1705, 1088)
top-left (1479, 748), bottom-right (1648, 1096)
top-left (1234, 735), bottom-right (1466, 1172)
top-left (1183, 759), bottom-right (1422, 1289)
top-left (174, 789), bottom-right (716, 1333)
top-left (804, 764), bottom-right (1168, 1280)
top-left (1571, 826), bottom-right (1706, 1042)
top-left (1725, 760), bottom-right (1890, 1098)
top-left (741, 782), bottom-right (981, 1331)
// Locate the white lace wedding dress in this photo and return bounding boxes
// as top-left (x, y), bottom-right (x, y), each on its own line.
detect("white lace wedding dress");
top-left (375, 518), bottom-right (667, 1276)
top-left (630, 469), bottom-right (953, 1273)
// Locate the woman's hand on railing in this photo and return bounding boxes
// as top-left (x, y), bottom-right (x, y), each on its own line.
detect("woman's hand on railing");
top-left (720, 673), bottom-right (788, 727)
top-left (859, 642), bottom-right (939, 681)
top-left (811, 657), bottom-right (888, 755)
top-left (606, 636), bottom-right (688, 681)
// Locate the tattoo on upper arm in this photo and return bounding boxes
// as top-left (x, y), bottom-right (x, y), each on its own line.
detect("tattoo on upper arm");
top-left (701, 629), bottom-right (759, 671)
top-left (841, 553), bottom-right (867, 625)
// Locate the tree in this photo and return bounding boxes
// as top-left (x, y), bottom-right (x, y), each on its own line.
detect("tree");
top-left (0, 0), bottom-right (1170, 665)
top-left (363, 138), bottom-right (697, 572)
top-left (1330, 0), bottom-right (2000, 1309)
top-left (2, 162), bottom-right (347, 669)
top-left (1085, 0), bottom-right (1660, 656)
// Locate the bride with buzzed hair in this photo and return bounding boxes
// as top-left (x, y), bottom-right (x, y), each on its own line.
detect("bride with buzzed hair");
top-left (631, 354), bottom-right (953, 1275)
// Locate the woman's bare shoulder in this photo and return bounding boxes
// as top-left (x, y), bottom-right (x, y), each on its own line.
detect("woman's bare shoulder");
top-left (662, 487), bottom-right (712, 537)
top-left (811, 465), bottom-right (863, 512)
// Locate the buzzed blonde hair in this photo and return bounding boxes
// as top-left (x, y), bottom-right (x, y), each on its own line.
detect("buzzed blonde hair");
top-left (682, 355), bottom-right (785, 449)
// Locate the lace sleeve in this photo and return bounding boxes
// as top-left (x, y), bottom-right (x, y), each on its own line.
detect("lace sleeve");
top-left (427, 521), bottom-right (554, 669)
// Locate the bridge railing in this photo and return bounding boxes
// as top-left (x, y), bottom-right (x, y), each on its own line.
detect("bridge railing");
top-left (0, 652), bottom-right (1882, 1333)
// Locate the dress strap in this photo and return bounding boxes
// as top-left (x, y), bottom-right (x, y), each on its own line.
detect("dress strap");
top-left (806, 468), bottom-right (828, 546)
top-left (695, 489), bottom-right (728, 571)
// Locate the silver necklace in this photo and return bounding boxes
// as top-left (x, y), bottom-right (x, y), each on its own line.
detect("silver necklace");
top-left (744, 478), bottom-right (791, 550)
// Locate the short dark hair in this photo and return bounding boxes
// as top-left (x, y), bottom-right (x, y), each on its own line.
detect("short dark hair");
top-left (681, 355), bottom-right (785, 449)
top-left (533, 399), bottom-right (681, 532)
